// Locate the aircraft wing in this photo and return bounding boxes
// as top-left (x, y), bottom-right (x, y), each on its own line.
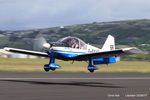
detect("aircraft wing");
top-left (74, 47), bottom-right (143, 61)
top-left (3, 47), bottom-right (143, 61)
top-left (4, 47), bottom-right (48, 57)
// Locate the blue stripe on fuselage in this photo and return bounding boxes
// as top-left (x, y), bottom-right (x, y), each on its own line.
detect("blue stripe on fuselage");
top-left (59, 53), bottom-right (78, 58)
top-left (54, 50), bottom-right (87, 54)
top-left (47, 50), bottom-right (86, 58)
top-left (54, 50), bottom-right (86, 58)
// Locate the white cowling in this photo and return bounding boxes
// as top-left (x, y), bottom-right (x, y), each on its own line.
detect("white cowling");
top-left (43, 43), bottom-right (51, 49)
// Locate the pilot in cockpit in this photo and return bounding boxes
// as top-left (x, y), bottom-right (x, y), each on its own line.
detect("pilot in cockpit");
top-left (71, 38), bottom-right (79, 48)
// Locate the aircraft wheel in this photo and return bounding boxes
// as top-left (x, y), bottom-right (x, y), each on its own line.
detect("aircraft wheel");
top-left (89, 70), bottom-right (94, 73)
top-left (50, 68), bottom-right (56, 71)
top-left (44, 68), bottom-right (50, 72)
top-left (44, 64), bottom-right (50, 72)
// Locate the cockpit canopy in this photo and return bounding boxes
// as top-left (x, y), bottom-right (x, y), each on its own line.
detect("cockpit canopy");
top-left (58, 36), bottom-right (87, 49)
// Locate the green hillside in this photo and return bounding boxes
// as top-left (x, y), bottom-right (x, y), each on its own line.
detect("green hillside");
top-left (0, 19), bottom-right (150, 52)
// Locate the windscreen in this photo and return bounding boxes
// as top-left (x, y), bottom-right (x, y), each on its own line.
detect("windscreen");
top-left (58, 36), bottom-right (87, 49)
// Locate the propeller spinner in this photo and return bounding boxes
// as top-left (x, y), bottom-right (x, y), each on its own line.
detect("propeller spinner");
top-left (43, 43), bottom-right (51, 49)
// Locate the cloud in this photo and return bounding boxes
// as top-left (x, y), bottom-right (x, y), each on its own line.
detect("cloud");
top-left (0, 0), bottom-right (150, 30)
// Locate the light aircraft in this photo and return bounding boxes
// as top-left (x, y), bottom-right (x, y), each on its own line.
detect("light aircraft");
top-left (4, 35), bottom-right (142, 72)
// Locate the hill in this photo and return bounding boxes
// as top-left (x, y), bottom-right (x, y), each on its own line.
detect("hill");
top-left (0, 19), bottom-right (150, 52)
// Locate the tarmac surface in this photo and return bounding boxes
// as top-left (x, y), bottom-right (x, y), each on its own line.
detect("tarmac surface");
top-left (0, 72), bottom-right (150, 100)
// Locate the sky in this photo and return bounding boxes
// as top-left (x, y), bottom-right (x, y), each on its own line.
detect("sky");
top-left (0, 0), bottom-right (150, 30)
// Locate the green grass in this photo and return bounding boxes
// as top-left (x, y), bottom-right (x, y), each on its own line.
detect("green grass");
top-left (0, 58), bottom-right (150, 73)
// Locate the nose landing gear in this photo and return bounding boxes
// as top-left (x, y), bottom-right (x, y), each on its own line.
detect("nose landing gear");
top-left (43, 58), bottom-right (60, 72)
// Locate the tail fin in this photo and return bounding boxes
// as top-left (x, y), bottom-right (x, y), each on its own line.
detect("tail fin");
top-left (102, 35), bottom-right (115, 51)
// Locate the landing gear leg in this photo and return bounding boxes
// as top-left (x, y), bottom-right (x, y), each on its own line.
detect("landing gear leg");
top-left (88, 58), bottom-right (98, 73)
top-left (49, 58), bottom-right (56, 71)
top-left (49, 57), bottom-right (55, 64)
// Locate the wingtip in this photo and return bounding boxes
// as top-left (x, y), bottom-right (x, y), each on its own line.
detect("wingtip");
top-left (3, 47), bottom-right (10, 51)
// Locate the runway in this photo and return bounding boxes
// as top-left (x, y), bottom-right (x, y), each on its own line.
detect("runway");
top-left (0, 72), bottom-right (150, 100)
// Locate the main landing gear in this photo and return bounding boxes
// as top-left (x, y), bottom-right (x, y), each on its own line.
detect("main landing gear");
top-left (88, 58), bottom-right (98, 73)
top-left (44, 58), bottom-right (60, 72)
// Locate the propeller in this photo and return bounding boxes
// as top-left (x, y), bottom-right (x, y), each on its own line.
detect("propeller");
top-left (33, 34), bottom-right (51, 51)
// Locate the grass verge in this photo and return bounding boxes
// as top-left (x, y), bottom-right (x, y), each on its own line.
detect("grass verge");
top-left (0, 58), bottom-right (150, 73)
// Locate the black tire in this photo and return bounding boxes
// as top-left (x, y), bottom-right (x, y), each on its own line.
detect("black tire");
top-left (50, 68), bottom-right (56, 71)
top-left (89, 70), bottom-right (94, 73)
top-left (44, 68), bottom-right (50, 72)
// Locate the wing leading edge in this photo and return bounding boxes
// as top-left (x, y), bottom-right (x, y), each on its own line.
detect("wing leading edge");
top-left (4, 47), bottom-right (48, 57)
top-left (73, 47), bottom-right (143, 61)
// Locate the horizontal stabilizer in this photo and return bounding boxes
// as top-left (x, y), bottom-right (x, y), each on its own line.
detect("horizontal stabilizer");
top-left (122, 47), bottom-right (143, 54)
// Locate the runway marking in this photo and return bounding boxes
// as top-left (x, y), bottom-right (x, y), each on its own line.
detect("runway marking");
top-left (0, 77), bottom-right (150, 80)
